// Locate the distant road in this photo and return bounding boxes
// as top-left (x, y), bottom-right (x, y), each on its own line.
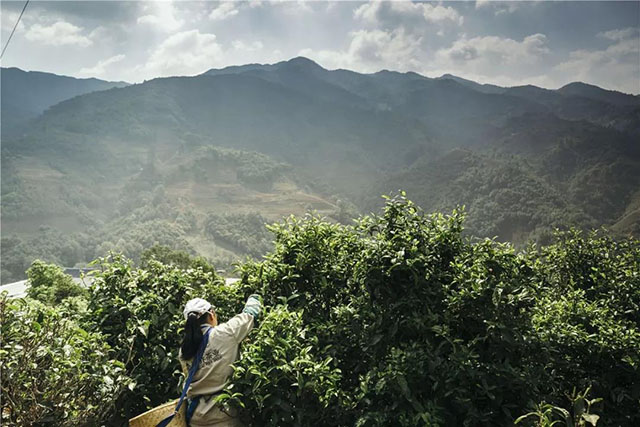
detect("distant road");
top-left (0, 277), bottom-right (93, 299)
top-left (0, 280), bottom-right (28, 298)
top-left (1, 277), bottom-right (241, 299)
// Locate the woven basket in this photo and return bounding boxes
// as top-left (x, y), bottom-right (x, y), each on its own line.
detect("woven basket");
top-left (129, 399), bottom-right (186, 427)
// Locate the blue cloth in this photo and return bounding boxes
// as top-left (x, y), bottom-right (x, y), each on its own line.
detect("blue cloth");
top-left (186, 397), bottom-right (199, 423)
top-left (157, 328), bottom-right (212, 427)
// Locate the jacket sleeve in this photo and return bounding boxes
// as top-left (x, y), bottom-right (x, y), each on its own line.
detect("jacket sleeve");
top-left (221, 312), bottom-right (255, 343)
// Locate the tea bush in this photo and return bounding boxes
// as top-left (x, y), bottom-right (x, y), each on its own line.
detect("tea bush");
top-left (229, 195), bottom-right (639, 426)
top-left (225, 305), bottom-right (342, 426)
top-left (0, 294), bottom-right (127, 426)
top-left (26, 260), bottom-right (87, 304)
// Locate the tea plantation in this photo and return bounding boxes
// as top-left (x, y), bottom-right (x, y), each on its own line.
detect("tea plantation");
top-left (2, 195), bottom-right (638, 426)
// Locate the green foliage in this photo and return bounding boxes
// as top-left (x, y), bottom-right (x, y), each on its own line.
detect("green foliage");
top-left (0, 294), bottom-right (128, 426)
top-left (4, 60), bottom-right (640, 425)
top-left (225, 306), bottom-right (342, 426)
top-left (3, 195), bottom-right (639, 426)
top-left (204, 212), bottom-right (273, 258)
top-left (140, 244), bottom-right (216, 274)
top-left (370, 150), bottom-right (602, 246)
top-left (26, 260), bottom-right (87, 304)
top-left (193, 146), bottom-right (290, 189)
top-left (516, 387), bottom-right (602, 427)
top-left (96, 219), bottom-right (193, 263)
top-left (227, 194), bottom-right (639, 426)
top-left (1, 228), bottom-right (88, 285)
top-left (527, 230), bottom-right (640, 423)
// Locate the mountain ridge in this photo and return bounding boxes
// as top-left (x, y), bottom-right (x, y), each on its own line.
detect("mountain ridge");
top-left (1, 66), bottom-right (130, 137)
top-left (204, 57), bottom-right (640, 96)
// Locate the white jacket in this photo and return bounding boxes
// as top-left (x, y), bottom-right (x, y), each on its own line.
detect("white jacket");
top-left (180, 313), bottom-right (254, 426)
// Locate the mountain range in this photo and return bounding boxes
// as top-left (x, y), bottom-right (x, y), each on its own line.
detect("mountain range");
top-left (1, 58), bottom-right (638, 283)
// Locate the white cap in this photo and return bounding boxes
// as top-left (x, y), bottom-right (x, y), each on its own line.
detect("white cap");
top-left (183, 298), bottom-right (212, 320)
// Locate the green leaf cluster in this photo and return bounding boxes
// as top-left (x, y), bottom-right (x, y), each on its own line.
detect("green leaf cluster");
top-left (0, 294), bottom-right (127, 425)
top-left (225, 306), bottom-right (342, 426)
top-left (26, 260), bottom-right (87, 304)
top-left (226, 193), bottom-right (639, 426)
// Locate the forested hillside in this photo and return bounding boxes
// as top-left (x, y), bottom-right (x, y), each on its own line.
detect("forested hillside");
top-left (1, 57), bottom-right (638, 283)
top-left (1, 142), bottom-right (342, 282)
top-left (1, 67), bottom-right (128, 137)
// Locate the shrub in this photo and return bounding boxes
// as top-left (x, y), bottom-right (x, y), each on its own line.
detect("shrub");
top-left (224, 305), bottom-right (342, 426)
top-left (230, 194), bottom-right (639, 426)
top-left (26, 260), bottom-right (87, 304)
top-left (0, 294), bottom-right (128, 426)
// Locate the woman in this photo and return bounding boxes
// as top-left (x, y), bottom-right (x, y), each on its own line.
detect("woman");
top-left (179, 295), bottom-right (261, 427)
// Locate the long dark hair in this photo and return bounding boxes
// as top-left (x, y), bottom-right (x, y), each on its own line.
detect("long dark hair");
top-left (181, 311), bottom-right (211, 360)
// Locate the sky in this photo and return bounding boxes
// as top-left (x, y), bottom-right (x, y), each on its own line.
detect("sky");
top-left (1, 1), bottom-right (639, 93)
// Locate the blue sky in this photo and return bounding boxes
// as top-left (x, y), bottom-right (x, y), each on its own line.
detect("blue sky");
top-left (1, 1), bottom-right (638, 93)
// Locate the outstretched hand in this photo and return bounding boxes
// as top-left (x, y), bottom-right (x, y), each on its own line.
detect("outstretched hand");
top-left (242, 294), bottom-right (262, 320)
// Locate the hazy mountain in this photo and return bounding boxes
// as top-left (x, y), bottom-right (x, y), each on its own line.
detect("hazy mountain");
top-left (14, 68), bottom-right (437, 195)
top-left (0, 142), bottom-right (342, 283)
top-left (436, 73), bottom-right (505, 94)
top-left (558, 82), bottom-right (640, 106)
top-left (2, 57), bottom-right (638, 282)
top-left (504, 84), bottom-right (640, 137)
top-left (1, 67), bottom-right (129, 137)
top-left (370, 112), bottom-right (640, 244)
top-left (206, 57), bottom-right (639, 141)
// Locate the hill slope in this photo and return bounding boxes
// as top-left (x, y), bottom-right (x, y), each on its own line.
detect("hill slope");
top-left (1, 143), bottom-right (340, 283)
top-left (1, 67), bottom-right (129, 137)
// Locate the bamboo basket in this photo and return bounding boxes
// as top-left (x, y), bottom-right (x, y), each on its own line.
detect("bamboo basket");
top-left (129, 399), bottom-right (186, 427)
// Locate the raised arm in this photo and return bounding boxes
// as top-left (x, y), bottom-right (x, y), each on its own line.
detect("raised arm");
top-left (222, 294), bottom-right (262, 343)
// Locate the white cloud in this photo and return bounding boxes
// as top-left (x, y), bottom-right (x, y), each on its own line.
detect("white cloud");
top-left (475, 0), bottom-right (519, 15)
top-left (1, 10), bottom-right (27, 33)
top-left (25, 21), bottom-right (92, 47)
top-left (420, 3), bottom-right (464, 25)
top-left (209, 2), bottom-right (239, 21)
top-left (137, 30), bottom-right (223, 79)
top-left (137, 2), bottom-right (184, 31)
top-left (232, 40), bottom-right (264, 52)
top-left (325, 1), bottom-right (339, 13)
top-left (355, 1), bottom-right (463, 26)
top-left (137, 15), bottom-right (160, 25)
top-left (425, 29), bottom-right (639, 93)
top-left (273, 1), bottom-right (314, 16)
top-left (436, 33), bottom-right (549, 67)
top-left (598, 27), bottom-right (639, 41)
top-left (300, 28), bottom-right (423, 72)
top-left (88, 26), bottom-right (109, 40)
top-left (417, 33), bottom-right (552, 88)
top-left (556, 34), bottom-right (639, 93)
top-left (79, 54), bottom-right (126, 78)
